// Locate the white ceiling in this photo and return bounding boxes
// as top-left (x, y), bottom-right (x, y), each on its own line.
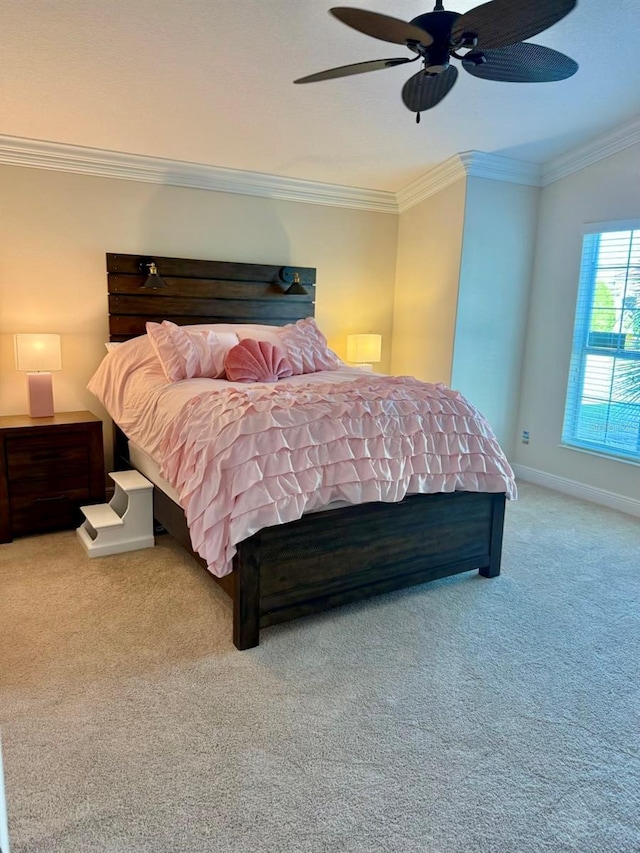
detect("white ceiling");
top-left (1, 0), bottom-right (639, 193)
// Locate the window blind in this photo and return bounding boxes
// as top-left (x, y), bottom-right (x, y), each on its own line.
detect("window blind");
top-left (562, 227), bottom-right (640, 462)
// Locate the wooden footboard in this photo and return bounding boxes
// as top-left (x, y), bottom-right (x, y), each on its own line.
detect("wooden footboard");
top-left (233, 491), bottom-right (505, 649)
top-left (154, 484), bottom-right (505, 650)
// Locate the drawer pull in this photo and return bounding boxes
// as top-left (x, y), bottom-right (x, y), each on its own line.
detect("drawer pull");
top-left (34, 495), bottom-right (67, 503)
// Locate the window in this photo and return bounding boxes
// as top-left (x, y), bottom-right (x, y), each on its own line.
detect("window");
top-left (562, 224), bottom-right (640, 462)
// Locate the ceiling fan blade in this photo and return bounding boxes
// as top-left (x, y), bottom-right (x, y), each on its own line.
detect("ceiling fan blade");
top-left (452, 0), bottom-right (576, 49)
top-left (402, 65), bottom-right (458, 113)
top-left (330, 7), bottom-right (433, 46)
top-left (463, 42), bottom-right (578, 82)
top-left (294, 56), bottom-right (416, 84)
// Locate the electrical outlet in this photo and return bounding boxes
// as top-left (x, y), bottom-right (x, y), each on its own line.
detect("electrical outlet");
top-left (521, 430), bottom-right (530, 445)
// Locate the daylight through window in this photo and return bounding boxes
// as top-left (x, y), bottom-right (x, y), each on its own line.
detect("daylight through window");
top-left (562, 226), bottom-right (640, 462)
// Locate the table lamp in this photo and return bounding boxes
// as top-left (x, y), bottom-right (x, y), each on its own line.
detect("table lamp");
top-left (14, 334), bottom-right (62, 417)
top-left (346, 333), bottom-right (382, 371)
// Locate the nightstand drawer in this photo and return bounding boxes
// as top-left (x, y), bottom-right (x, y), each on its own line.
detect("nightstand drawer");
top-left (10, 488), bottom-right (90, 536)
top-left (8, 472), bottom-right (90, 498)
top-left (6, 434), bottom-right (88, 480)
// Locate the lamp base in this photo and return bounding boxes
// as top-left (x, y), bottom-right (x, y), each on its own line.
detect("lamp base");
top-left (27, 372), bottom-right (54, 417)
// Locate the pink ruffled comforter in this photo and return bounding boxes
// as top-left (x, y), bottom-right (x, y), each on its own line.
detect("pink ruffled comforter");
top-left (159, 374), bottom-right (516, 577)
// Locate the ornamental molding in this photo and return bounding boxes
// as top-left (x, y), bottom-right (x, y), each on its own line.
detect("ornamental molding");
top-left (396, 150), bottom-right (542, 212)
top-left (0, 135), bottom-right (397, 214)
top-left (542, 115), bottom-right (640, 186)
top-left (1, 116), bottom-right (637, 214)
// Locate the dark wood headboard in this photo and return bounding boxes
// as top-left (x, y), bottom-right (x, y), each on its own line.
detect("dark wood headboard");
top-left (107, 253), bottom-right (316, 341)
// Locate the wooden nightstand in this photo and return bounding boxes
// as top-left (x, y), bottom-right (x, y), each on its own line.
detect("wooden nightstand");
top-left (0, 411), bottom-right (106, 543)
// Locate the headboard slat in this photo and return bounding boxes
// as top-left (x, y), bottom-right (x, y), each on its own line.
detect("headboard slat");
top-left (109, 295), bottom-right (310, 320)
top-left (108, 274), bottom-right (315, 301)
top-left (107, 253), bottom-right (316, 283)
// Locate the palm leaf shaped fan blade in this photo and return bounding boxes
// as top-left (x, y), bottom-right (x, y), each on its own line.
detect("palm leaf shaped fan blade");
top-left (294, 56), bottom-right (417, 85)
top-left (330, 7), bottom-right (434, 46)
top-left (402, 66), bottom-right (458, 120)
top-left (452, 0), bottom-right (577, 49)
top-left (462, 42), bottom-right (578, 82)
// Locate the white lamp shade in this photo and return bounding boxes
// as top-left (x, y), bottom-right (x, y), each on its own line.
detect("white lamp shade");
top-left (14, 334), bottom-right (62, 372)
top-left (347, 333), bottom-right (382, 364)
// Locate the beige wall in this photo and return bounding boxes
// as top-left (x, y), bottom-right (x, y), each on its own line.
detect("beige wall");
top-left (452, 178), bottom-right (540, 457)
top-left (514, 143), bottom-right (640, 501)
top-left (391, 176), bottom-right (539, 457)
top-left (0, 165), bottom-right (398, 464)
top-left (391, 178), bottom-right (466, 384)
top-left (2, 152), bottom-right (638, 502)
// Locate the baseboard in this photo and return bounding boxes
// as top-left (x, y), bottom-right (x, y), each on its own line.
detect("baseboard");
top-left (512, 464), bottom-right (640, 518)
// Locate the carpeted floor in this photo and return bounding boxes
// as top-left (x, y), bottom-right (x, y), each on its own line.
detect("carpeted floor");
top-left (1, 482), bottom-right (639, 853)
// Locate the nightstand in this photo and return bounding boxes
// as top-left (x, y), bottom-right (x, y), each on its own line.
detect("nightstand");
top-left (0, 411), bottom-right (106, 543)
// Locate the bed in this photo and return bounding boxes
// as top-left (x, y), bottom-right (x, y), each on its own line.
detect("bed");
top-left (101, 252), bottom-right (512, 650)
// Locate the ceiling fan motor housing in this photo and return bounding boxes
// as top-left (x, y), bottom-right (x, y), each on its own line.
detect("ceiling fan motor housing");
top-left (409, 9), bottom-right (463, 72)
top-left (409, 9), bottom-right (461, 38)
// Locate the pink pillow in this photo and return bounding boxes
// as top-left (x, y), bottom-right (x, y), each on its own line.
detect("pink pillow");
top-left (146, 321), bottom-right (238, 381)
top-left (276, 317), bottom-right (341, 375)
top-left (224, 339), bottom-right (293, 383)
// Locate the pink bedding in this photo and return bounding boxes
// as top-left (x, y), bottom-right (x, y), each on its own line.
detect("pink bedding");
top-left (159, 375), bottom-right (516, 577)
top-left (88, 338), bottom-right (516, 578)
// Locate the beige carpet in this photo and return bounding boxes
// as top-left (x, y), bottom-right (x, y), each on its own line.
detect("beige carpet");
top-left (1, 482), bottom-right (639, 852)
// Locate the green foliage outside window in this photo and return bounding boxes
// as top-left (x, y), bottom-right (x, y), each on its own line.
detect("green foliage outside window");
top-left (590, 281), bottom-right (616, 331)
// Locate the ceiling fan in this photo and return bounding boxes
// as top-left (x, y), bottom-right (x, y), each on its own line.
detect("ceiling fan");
top-left (294, 0), bottom-right (579, 122)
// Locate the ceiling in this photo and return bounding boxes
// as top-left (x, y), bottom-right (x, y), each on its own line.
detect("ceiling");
top-left (1, 0), bottom-right (639, 193)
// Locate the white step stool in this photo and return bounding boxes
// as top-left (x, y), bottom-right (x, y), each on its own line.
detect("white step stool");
top-left (76, 470), bottom-right (154, 557)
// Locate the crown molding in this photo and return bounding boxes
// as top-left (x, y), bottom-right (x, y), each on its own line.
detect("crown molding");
top-left (542, 115), bottom-right (640, 186)
top-left (396, 150), bottom-right (542, 213)
top-left (396, 154), bottom-right (467, 213)
top-left (0, 134), bottom-right (398, 214)
top-left (395, 117), bottom-right (640, 211)
top-left (1, 117), bottom-right (638, 215)
top-left (462, 151), bottom-right (542, 186)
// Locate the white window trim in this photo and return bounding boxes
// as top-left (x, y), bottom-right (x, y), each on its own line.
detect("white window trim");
top-left (582, 219), bottom-right (640, 235)
top-left (558, 442), bottom-right (640, 468)
top-left (562, 222), bottom-right (640, 463)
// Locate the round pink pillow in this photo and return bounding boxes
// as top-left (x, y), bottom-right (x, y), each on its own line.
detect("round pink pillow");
top-left (224, 338), bottom-right (294, 383)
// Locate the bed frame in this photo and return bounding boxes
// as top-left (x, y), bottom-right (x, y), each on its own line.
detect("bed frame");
top-left (107, 252), bottom-right (506, 650)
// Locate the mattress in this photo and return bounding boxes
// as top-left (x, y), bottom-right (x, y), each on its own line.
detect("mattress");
top-left (128, 441), bottom-right (181, 504)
